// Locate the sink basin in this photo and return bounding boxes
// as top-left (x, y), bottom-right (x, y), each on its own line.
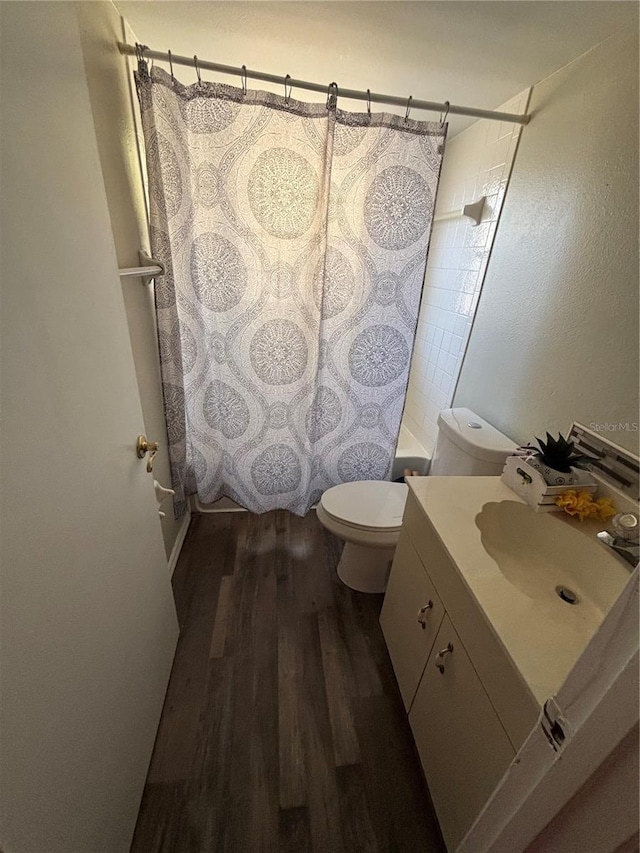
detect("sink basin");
top-left (475, 501), bottom-right (630, 621)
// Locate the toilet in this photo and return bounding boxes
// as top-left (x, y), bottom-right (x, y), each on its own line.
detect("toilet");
top-left (316, 480), bottom-right (409, 594)
top-left (317, 407), bottom-right (516, 593)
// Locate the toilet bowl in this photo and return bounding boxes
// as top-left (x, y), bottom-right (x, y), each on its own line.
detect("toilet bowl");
top-left (316, 480), bottom-right (408, 593)
top-left (317, 408), bottom-right (517, 594)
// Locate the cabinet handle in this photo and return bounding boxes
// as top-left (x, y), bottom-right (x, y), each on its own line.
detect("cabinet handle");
top-left (417, 601), bottom-right (434, 628)
top-left (435, 642), bottom-right (454, 673)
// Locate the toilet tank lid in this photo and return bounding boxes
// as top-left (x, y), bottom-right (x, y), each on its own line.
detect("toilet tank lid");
top-left (437, 408), bottom-right (517, 464)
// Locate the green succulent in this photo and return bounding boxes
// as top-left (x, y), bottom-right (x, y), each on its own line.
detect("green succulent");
top-left (528, 432), bottom-right (589, 473)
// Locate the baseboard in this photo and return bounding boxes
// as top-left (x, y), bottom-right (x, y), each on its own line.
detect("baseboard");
top-left (168, 511), bottom-right (191, 576)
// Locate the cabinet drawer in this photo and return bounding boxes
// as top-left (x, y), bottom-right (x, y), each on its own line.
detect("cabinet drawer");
top-left (409, 615), bottom-right (515, 851)
top-left (380, 530), bottom-right (445, 710)
top-left (403, 492), bottom-right (538, 749)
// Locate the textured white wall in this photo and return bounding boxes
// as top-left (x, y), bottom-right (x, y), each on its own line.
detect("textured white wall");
top-left (525, 724), bottom-right (639, 853)
top-left (77, 1), bottom-right (186, 557)
top-left (403, 89), bottom-right (529, 453)
top-left (454, 24), bottom-right (639, 454)
top-left (117, 1), bottom-right (637, 139)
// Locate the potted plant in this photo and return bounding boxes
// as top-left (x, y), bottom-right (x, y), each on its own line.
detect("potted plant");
top-left (523, 433), bottom-right (593, 486)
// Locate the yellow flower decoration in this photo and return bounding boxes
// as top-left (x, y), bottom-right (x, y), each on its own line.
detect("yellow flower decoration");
top-left (555, 490), bottom-right (617, 522)
top-left (595, 498), bottom-right (617, 521)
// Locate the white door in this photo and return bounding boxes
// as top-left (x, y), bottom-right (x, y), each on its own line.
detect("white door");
top-left (0, 5), bottom-right (179, 853)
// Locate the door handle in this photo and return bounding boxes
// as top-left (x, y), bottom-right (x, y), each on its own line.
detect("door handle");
top-left (435, 642), bottom-right (454, 673)
top-left (417, 601), bottom-right (434, 629)
top-left (136, 435), bottom-right (160, 473)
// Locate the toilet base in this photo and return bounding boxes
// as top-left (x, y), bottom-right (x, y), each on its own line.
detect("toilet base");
top-left (336, 542), bottom-right (395, 594)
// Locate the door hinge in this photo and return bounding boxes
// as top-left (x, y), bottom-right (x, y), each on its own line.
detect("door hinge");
top-left (541, 698), bottom-right (570, 752)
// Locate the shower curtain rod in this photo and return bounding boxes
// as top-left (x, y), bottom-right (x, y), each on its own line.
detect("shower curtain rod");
top-left (118, 43), bottom-right (530, 125)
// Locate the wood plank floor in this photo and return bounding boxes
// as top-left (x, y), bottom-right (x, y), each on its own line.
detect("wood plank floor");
top-left (131, 511), bottom-right (444, 853)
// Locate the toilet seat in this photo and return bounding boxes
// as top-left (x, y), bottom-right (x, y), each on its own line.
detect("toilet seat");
top-left (320, 481), bottom-right (408, 531)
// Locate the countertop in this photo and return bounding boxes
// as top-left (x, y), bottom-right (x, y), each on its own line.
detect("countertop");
top-left (406, 476), bottom-right (631, 704)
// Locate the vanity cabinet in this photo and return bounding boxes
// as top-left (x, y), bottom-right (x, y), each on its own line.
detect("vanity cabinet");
top-left (381, 490), bottom-right (539, 851)
top-left (409, 615), bottom-right (515, 851)
top-left (380, 534), bottom-right (445, 709)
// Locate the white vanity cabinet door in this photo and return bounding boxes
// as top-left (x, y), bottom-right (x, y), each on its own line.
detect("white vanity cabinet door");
top-left (380, 531), bottom-right (445, 710)
top-left (409, 615), bottom-right (515, 852)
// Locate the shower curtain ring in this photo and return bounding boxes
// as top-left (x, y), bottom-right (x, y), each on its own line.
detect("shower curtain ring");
top-left (135, 43), bottom-right (149, 71)
top-left (366, 88), bottom-right (371, 117)
top-left (241, 64), bottom-right (248, 95)
top-left (284, 73), bottom-right (292, 105)
top-left (193, 55), bottom-right (202, 85)
top-left (168, 49), bottom-right (175, 84)
top-left (326, 81), bottom-right (338, 110)
top-left (404, 95), bottom-right (413, 124)
top-left (440, 100), bottom-right (450, 127)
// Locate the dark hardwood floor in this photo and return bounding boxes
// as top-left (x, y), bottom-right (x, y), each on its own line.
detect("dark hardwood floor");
top-left (131, 510), bottom-right (444, 853)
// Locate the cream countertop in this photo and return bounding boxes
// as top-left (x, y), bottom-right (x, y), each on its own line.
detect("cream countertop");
top-left (405, 476), bottom-right (632, 704)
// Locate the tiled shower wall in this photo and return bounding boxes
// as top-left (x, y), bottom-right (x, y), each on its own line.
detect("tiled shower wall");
top-left (402, 89), bottom-right (530, 453)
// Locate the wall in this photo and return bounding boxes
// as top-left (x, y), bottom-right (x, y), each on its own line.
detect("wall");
top-left (117, 0), bottom-right (638, 140)
top-left (525, 723), bottom-right (639, 853)
top-left (454, 23), bottom-right (639, 454)
top-left (77, 1), bottom-right (187, 557)
top-left (402, 89), bottom-right (529, 453)
top-left (0, 3), bottom-right (178, 850)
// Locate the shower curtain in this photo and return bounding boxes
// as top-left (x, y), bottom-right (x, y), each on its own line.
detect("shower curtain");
top-left (136, 63), bottom-right (445, 515)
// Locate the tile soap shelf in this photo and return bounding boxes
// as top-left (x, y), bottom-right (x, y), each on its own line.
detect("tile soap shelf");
top-left (568, 423), bottom-right (639, 501)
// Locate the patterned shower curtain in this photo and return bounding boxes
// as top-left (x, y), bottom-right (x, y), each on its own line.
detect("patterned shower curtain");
top-left (136, 63), bottom-right (445, 515)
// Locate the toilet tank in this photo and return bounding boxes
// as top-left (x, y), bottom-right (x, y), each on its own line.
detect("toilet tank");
top-left (430, 408), bottom-right (516, 476)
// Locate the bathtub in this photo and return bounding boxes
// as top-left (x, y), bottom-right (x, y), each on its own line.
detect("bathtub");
top-left (391, 424), bottom-right (431, 481)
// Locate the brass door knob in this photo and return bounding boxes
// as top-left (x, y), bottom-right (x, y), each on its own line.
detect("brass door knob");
top-left (136, 435), bottom-right (160, 473)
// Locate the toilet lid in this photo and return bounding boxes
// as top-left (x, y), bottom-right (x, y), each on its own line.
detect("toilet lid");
top-left (320, 481), bottom-right (408, 530)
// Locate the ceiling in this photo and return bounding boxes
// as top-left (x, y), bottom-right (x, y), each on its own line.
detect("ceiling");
top-left (116, 1), bottom-right (638, 135)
